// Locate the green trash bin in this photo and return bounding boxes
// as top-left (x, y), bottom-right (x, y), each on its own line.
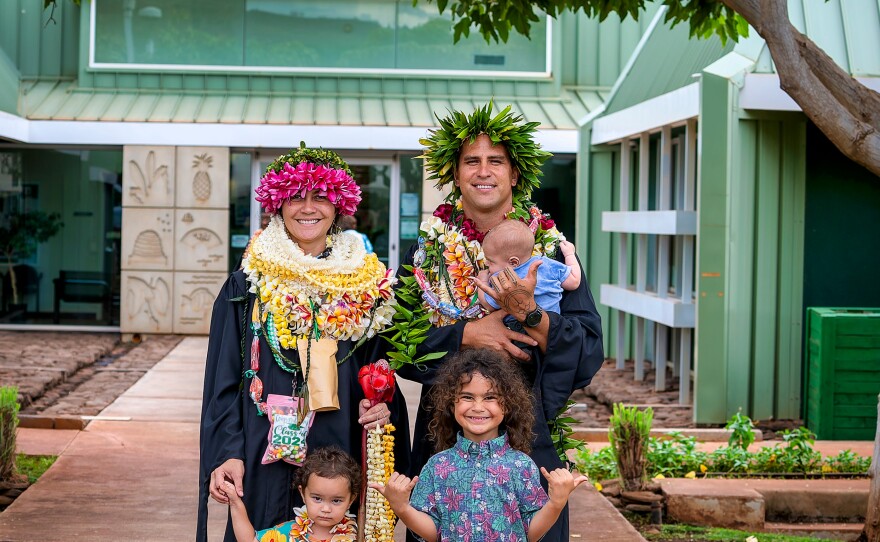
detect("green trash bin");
top-left (805, 308), bottom-right (880, 440)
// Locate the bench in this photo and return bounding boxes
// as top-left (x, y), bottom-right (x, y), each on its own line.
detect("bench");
top-left (53, 270), bottom-right (112, 324)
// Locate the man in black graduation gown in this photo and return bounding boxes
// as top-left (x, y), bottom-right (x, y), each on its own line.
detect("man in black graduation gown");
top-left (395, 103), bottom-right (604, 542)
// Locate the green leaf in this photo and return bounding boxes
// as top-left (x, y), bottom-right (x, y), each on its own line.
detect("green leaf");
top-left (415, 351), bottom-right (447, 363)
top-left (395, 304), bottom-right (413, 320)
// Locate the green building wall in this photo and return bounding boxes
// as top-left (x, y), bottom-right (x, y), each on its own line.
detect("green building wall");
top-left (577, 132), bottom-right (615, 354)
top-left (695, 58), bottom-right (808, 423)
top-left (4, 1), bottom-right (653, 106)
top-left (0, 0), bottom-right (80, 78)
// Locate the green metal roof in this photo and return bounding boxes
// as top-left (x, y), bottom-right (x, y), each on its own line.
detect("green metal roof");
top-left (602, 9), bottom-right (733, 116)
top-left (600, 0), bottom-right (878, 119)
top-left (17, 78), bottom-right (606, 130)
top-left (740, 0), bottom-right (880, 77)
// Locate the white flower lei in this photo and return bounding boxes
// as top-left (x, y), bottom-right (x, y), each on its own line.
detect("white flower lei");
top-left (243, 215), bottom-right (396, 345)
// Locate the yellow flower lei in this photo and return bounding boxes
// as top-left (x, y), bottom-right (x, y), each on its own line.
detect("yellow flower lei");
top-left (243, 216), bottom-right (397, 348)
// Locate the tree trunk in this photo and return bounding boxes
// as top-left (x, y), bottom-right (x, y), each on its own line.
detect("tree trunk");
top-left (6, 262), bottom-right (18, 306)
top-left (723, 0), bottom-right (880, 177)
top-left (861, 394), bottom-right (880, 542)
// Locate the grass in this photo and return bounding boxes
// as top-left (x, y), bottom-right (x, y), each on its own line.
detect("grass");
top-left (15, 454), bottom-right (56, 484)
top-left (645, 524), bottom-right (845, 542)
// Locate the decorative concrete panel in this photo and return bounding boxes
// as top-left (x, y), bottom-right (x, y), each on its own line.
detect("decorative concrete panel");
top-left (123, 146), bottom-right (175, 207)
top-left (173, 272), bottom-right (227, 334)
top-left (120, 271), bottom-right (174, 333)
top-left (174, 209), bottom-right (229, 272)
top-left (175, 147), bottom-right (230, 209)
top-left (121, 208), bottom-right (174, 270)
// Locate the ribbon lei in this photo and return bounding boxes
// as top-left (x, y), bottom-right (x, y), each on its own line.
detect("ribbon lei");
top-left (357, 359), bottom-right (396, 541)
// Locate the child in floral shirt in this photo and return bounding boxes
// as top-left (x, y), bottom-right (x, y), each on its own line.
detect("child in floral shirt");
top-left (223, 447), bottom-right (359, 542)
top-left (370, 349), bottom-right (588, 541)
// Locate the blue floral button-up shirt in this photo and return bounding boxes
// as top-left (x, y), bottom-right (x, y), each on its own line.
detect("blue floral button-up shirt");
top-left (410, 432), bottom-right (549, 541)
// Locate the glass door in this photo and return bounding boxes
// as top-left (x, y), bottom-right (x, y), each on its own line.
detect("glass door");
top-left (252, 154), bottom-right (399, 269)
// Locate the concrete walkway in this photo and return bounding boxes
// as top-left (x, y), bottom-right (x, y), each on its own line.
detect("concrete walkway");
top-left (2, 337), bottom-right (227, 540)
top-left (4, 336), bottom-right (641, 541)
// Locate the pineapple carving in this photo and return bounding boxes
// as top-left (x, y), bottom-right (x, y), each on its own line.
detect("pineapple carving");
top-left (192, 153), bottom-right (213, 202)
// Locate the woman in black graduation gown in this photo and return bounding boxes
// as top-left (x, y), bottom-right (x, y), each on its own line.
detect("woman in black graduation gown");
top-left (197, 146), bottom-right (407, 542)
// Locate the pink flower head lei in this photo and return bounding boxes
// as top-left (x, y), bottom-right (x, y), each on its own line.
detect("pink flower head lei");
top-left (255, 141), bottom-right (361, 215)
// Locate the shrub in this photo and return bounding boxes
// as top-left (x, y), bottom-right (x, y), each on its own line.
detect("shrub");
top-left (573, 411), bottom-right (870, 480)
top-left (573, 445), bottom-right (618, 482)
top-left (0, 386), bottom-right (20, 481)
top-left (647, 432), bottom-right (708, 478)
top-left (609, 403), bottom-right (653, 490)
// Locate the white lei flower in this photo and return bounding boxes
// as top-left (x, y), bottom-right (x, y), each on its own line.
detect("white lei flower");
top-left (242, 215), bottom-right (396, 344)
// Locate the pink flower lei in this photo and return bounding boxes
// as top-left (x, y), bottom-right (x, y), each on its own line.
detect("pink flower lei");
top-left (255, 161), bottom-right (361, 216)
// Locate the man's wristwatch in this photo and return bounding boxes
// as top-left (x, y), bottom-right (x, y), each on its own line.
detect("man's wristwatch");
top-left (524, 305), bottom-right (544, 328)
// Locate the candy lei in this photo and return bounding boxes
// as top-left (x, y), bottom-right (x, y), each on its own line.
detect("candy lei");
top-left (412, 199), bottom-right (565, 326)
top-left (242, 215), bottom-right (397, 413)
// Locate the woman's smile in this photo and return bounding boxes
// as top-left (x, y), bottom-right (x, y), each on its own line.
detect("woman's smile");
top-left (281, 190), bottom-right (336, 255)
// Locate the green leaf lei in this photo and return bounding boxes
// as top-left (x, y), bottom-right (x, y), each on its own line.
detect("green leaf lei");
top-left (265, 141), bottom-right (354, 178)
top-left (418, 101), bottom-right (552, 208)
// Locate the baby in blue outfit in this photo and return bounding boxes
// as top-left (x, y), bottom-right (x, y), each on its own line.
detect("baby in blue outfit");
top-left (477, 219), bottom-right (581, 316)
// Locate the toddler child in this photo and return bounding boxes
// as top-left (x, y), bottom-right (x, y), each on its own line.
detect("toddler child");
top-left (370, 349), bottom-right (588, 542)
top-left (223, 446), bottom-right (359, 542)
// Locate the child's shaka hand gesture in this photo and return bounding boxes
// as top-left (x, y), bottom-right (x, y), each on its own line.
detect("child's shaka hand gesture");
top-left (368, 472), bottom-right (419, 511)
top-left (540, 467), bottom-right (589, 505)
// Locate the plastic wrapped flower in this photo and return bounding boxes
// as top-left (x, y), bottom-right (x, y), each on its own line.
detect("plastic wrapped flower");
top-left (358, 359), bottom-right (396, 407)
top-left (359, 361), bottom-right (397, 541)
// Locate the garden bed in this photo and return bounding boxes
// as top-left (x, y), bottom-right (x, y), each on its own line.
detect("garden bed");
top-left (0, 455), bottom-right (55, 512)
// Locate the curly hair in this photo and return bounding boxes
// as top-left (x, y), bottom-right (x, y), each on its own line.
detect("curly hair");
top-left (427, 349), bottom-right (535, 454)
top-left (294, 446), bottom-right (362, 498)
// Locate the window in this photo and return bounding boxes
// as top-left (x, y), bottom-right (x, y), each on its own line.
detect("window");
top-left (0, 148), bottom-right (123, 326)
top-left (92, 0), bottom-right (549, 73)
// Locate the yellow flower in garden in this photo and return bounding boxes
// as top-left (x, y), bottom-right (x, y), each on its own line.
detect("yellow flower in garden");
top-left (593, 482), bottom-right (603, 491)
top-left (653, 474), bottom-right (665, 480)
top-left (822, 464), bottom-right (833, 473)
top-left (684, 471), bottom-right (696, 479)
top-left (700, 464), bottom-right (708, 473)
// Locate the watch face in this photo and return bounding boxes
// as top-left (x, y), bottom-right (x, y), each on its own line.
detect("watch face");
top-left (526, 307), bottom-right (543, 327)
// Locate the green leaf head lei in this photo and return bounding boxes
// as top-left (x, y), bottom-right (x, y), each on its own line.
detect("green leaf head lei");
top-left (265, 141), bottom-right (354, 178)
top-left (418, 101), bottom-right (553, 207)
